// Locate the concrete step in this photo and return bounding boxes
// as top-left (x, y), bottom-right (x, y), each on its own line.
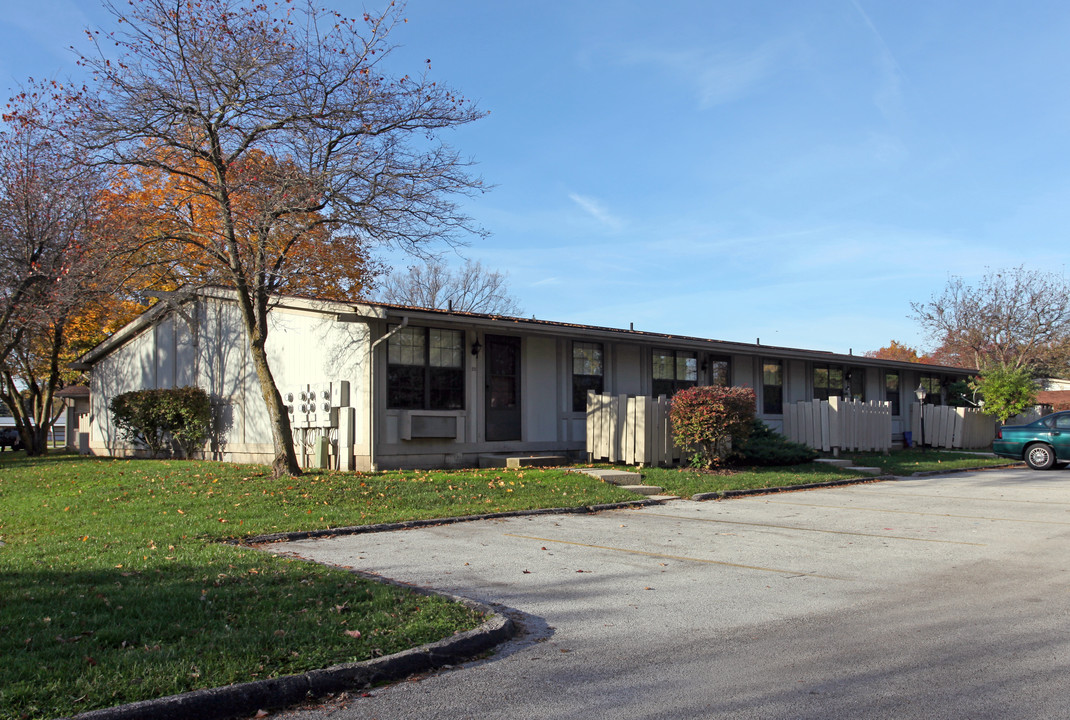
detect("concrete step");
top-left (478, 454), bottom-right (568, 468)
top-left (507, 455), bottom-right (568, 468)
top-left (815, 458), bottom-right (854, 468)
top-left (619, 484), bottom-right (664, 496)
top-left (577, 468), bottom-right (643, 485)
top-left (570, 468), bottom-right (664, 498)
top-left (844, 465), bottom-right (883, 474)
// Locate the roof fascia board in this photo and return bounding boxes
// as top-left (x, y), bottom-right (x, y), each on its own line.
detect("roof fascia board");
top-left (374, 307), bottom-right (976, 376)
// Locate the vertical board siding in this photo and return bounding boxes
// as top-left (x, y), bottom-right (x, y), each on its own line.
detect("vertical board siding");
top-left (909, 404), bottom-right (996, 449)
top-left (586, 393), bottom-right (681, 466)
top-left (785, 398), bottom-right (893, 452)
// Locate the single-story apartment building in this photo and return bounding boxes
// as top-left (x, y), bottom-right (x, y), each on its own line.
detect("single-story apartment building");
top-left (76, 288), bottom-right (977, 470)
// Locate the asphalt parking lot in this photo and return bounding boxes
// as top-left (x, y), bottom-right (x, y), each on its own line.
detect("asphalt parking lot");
top-left (268, 467), bottom-right (1070, 719)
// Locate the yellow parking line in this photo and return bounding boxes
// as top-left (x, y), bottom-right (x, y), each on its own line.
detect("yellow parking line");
top-left (753, 500), bottom-right (1070, 525)
top-left (624, 511), bottom-right (986, 546)
top-left (503, 533), bottom-right (848, 580)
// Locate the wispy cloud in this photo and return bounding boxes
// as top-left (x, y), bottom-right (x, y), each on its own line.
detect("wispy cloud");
top-left (568, 193), bottom-right (625, 232)
top-left (849, 0), bottom-right (906, 119)
top-left (622, 40), bottom-right (789, 108)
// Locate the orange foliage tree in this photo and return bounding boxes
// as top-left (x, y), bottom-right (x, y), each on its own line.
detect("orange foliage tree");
top-left (102, 149), bottom-right (381, 302)
top-left (864, 340), bottom-right (923, 364)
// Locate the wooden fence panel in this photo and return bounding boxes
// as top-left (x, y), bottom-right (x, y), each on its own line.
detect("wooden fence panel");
top-left (783, 398), bottom-right (892, 453)
top-left (909, 402), bottom-right (995, 450)
top-left (586, 393), bottom-right (678, 467)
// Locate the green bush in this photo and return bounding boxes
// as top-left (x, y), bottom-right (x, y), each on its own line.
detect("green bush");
top-left (970, 366), bottom-right (1037, 422)
top-left (110, 386), bottom-right (212, 458)
top-left (733, 419), bottom-right (818, 466)
top-left (670, 385), bottom-right (756, 469)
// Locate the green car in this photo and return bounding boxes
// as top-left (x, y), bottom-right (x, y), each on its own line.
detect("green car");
top-left (992, 411), bottom-right (1070, 470)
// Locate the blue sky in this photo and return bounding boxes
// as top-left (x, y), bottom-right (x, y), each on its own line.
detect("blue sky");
top-left (3, 1), bottom-right (1069, 356)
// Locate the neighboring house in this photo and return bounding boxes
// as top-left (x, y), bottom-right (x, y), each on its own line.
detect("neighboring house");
top-left (75, 288), bottom-right (977, 470)
top-left (55, 385), bottom-right (91, 450)
top-left (1, 389), bottom-right (84, 446)
top-left (1035, 378), bottom-right (1070, 412)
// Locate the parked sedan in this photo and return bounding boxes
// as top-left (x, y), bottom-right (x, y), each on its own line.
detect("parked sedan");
top-left (0, 427), bottom-right (22, 452)
top-left (993, 411), bottom-right (1070, 470)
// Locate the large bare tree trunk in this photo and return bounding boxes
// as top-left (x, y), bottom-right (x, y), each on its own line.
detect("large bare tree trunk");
top-left (249, 336), bottom-right (301, 477)
top-left (234, 287), bottom-right (301, 477)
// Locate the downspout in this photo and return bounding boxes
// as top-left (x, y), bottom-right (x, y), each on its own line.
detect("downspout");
top-left (368, 316), bottom-right (409, 471)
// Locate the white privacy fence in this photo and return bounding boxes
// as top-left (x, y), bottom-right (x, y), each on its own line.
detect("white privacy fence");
top-left (586, 392), bottom-right (681, 467)
top-left (587, 393), bottom-right (997, 466)
top-left (76, 411), bottom-right (91, 454)
top-left (784, 397), bottom-right (892, 453)
top-left (910, 403), bottom-right (995, 450)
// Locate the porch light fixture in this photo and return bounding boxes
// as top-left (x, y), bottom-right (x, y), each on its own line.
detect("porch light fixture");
top-left (471, 339), bottom-right (482, 356)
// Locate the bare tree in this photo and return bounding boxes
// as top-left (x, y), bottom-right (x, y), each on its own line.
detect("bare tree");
top-left (911, 266), bottom-right (1070, 372)
top-left (379, 259), bottom-right (522, 315)
top-left (0, 101), bottom-right (115, 455)
top-left (71, 0), bottom-right (486, 476)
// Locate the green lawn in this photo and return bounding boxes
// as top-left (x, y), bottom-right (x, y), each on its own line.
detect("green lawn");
top-left (0, 454), bottom-right (636, 720)
top-left (0, 448), bottom-right (1011, 718)
top-left (627, 462), bottom-right (865, 497)
top-left (842, 448), bottom-right (1012, 476)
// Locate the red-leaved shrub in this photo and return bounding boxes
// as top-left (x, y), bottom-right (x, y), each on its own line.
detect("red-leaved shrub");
top-left (669, 386), bottom-right (756, 468)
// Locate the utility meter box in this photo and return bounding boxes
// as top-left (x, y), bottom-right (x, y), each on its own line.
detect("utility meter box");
top-left (305, 386), bottom-right (319, 426)
top-left (330, 380), bottom-right (351, 409)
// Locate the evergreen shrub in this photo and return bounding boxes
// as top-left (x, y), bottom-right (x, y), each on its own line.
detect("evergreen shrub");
top-left (110, 386), bottom-right (212, 458)
top-left (733, 419), bottom-right (818, 466)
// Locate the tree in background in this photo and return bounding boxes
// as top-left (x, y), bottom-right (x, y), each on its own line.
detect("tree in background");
top-left (101, 150), bottom-right (384, 302)
top-left (0, 99), bottom-right (123, 455)
top-left (379, 259), bottom-right (521, 315)
top-left (69, 0), bottom-right (486, 476)
top-left (911, 266), bottom-right (1070, 373)
top-left (864, 340), bottom-right (924, 364)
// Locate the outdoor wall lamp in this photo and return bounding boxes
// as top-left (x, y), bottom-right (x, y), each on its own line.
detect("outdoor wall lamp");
top-left (471, 339), bottom-right (482, 356)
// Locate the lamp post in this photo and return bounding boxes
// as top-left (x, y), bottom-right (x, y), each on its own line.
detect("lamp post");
top-left (915, 383), bottom-right (927, 452)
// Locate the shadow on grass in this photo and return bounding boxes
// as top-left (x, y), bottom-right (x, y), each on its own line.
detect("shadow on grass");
top-left (0, 557), bottom-right (481, 719)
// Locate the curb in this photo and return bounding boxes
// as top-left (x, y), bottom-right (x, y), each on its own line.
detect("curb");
top-left (75, 500), bottom-right (661, 719)
top-left (909, 461), bottom-right (1023, 477)
top-left (237, 498), bottom-right (666, 546)
top-left (67, 594), bottom-right (515, 720)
